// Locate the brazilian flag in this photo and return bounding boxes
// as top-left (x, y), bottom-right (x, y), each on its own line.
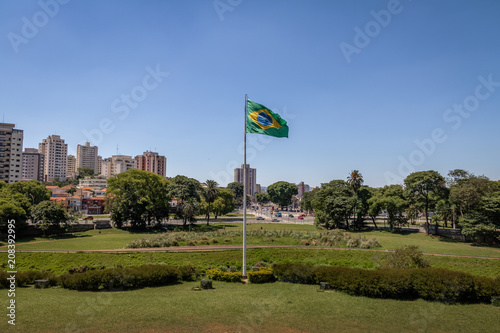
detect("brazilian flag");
top-left (246, 99), bottom-right (289, 138)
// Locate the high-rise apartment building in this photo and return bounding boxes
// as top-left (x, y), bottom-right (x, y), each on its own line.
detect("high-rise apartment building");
top-left (0, 123), bottom-right (24, 183)
top-left (234, 164), bottom-right (257, 196)
top-left (22, 148), bottom-right (45, 182)
top-left (100, 155), bottom-right (136, 178)
top-left (134, 151), bottom-right (166, 177)
top-left (76, 142), bottom-right (99, 174)
top-left (297, 182), bottom-right (310, 197)
top-left (96, 155), bottom-right (102, 175)
top-left (67, 155), bottom-right (77, 179)
top-left (39, 135), bottom-right (68, 182)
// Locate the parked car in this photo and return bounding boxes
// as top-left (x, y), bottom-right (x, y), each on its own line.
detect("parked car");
top-left (256, 216), bottom-right (265, 220)
top-left (288, 214), bottom-right (294, 218)
top-left (297, 215), bottom-right (304, 220)
top-left (276, 212), bottom-right (282, 217)
top-left (83, 216), bottom-right (94, 220)
top-left (271, 218), bottom-right (279, 222)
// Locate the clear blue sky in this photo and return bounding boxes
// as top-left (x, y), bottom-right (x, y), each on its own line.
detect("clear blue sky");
top-left (1, 0), bottom-right (499, 188)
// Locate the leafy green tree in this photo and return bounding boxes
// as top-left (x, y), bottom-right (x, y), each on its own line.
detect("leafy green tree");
top-left (106, 169), bottom-right (171, 229)
top-left (435, 196), bottom-right (453, 229)
top-left (366, 187), bottom-right (383, 229)
top-left (459, 213), bottom-right (497, 244)
top-left (78, 167), bottom-right (95, 178)
top-left (169, 175), bottom-right (201, 228)
top-left (450, 175), bottom-right (497, 217)
top-left (312, 180), bottom-right (356, 229)
top-left (200, 180), bottom-right (219, 225)
top-left (267, 181), bottom-right (298, 208)
top-left (8, 180), bottom-right (52, 205)
top-left (352, 186), bottom-right (371, 230)
top-left (31, 201), bottom-right (69, 236)
top-left (301, 189), bottom-right (318, 213)
top-left (255, 192), bottom-right (270, 205)
top-left (447, 169), bottom-right (472, 187)
top-left (227, 182), bottom-right (244, 206)
top-left (459, 191), bottom-right (500, 243)
top-left (212, 188), bottom-right (235, 219)
top-left (378, 185), bottom-right (408, 231)
top-left (404, 171), bottom-right (446, 235)
top-left (0, 199), bottom-right (27, 234)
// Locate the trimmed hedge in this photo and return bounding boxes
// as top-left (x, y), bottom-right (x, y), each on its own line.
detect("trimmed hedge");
top-left (205, 268), bottom-right (242, 282)
top-left (59, 265), bottom-right (182, 291)
top-left (273, 263), bottom-right (500, 303)
top-left (248, 267), bottom-right (276, 284)
top-left (0, 270), bottom-right (57, 288)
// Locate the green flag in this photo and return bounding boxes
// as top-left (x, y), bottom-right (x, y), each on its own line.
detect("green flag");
top-left (246, 99), bottom-right (289, 138)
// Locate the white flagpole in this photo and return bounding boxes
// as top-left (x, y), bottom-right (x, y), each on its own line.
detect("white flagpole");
top-left (243, 94), bottom-right (248, 277)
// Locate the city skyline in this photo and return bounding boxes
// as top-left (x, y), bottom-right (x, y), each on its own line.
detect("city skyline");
top-left (2, 1), bottom-right (500, 188)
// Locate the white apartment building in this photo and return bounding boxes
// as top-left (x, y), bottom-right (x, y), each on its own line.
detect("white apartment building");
top-left (78, 175), bottom-right (108, 190)
top-left (76, 142), bottom-right (99, 174)
top-left (100, 155), bottom-right (136, 178)
top-left (39, 135), bottom-right (68, 182)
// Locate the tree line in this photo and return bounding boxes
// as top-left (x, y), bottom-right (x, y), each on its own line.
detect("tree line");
top-left (0, 180), bottom-right (72, 235)
top-left (301, 169), bottom-right (500, 243)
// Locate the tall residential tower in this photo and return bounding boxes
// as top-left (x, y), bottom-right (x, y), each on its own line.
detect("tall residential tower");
top-left (0, 123), bottom-right (23, 183)
top-left (39, 135), bottom-right (68, 182)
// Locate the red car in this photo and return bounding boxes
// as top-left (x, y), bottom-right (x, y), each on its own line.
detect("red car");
top-left (83, 216), bottom-right (94, 220)
top-left (297, 215), bottom-right (305, 220)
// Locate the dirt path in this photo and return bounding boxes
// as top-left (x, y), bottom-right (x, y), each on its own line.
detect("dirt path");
top-left (2, 244), bottom-right (499, 260)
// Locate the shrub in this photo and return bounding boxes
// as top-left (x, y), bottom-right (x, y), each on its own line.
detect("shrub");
top-left (272, 263), bottom-right (316, 284)
top-left (59, 265), bottom-right (181, 291)
top-left (273, 263), bottom-right (500, 303)
top-left (205, 268), bottom-right (242, 282)
top-left (382, 245), bottom-right (430, 269)
top-left (178, 264), bottom-right (197, 281)
top-left (248, 267), bottom-right (276, 284)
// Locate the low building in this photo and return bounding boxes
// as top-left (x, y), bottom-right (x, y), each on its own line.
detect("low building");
top-left (78, 175), bottom-right (108, 190)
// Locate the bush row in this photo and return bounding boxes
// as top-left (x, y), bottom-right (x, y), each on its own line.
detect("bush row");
top-left (247, 267), bottom-right (276, 284)
top-left (0, 270), bottom-right (58, 288)
top-left (273, 263), bottom-right (500, 303)
top-left (127, 229), bottom-right (381, 249)
top-left (205, 268), bottom-right (242, 282)
top-left (59, 265), bottom-right (186, 291)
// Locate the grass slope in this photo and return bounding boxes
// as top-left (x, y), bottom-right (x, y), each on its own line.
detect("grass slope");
top-left (7, 224), bottom-right (500, 259)
top-left (3, 248), bottom-right (499, 278)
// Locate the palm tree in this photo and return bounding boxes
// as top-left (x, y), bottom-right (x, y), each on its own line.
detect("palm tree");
top-left (201, 180), bottom-right (219, 225)
top-left (347, 170), bottom-right (364, 194)
top-left (347, 170), bottom-right (364, 229)
top-left (182, 198), bottom-right (198, 229)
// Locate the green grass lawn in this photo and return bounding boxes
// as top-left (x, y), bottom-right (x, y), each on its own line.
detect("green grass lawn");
top-left (2, 282), bottom-right (498, 333)
top-left (7, 223), bottom-right (500, 259)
